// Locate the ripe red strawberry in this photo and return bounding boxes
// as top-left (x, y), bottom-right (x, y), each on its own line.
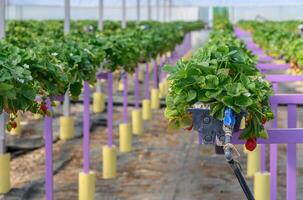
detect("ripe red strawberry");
top-left (10, 121), bottom-right (17, 129)
top-left (245, 138), bottom-right (257, 151)
top-left (40, 104), bottom-right (48, 113)
top-left (185, 124), bottom-right (193, 131)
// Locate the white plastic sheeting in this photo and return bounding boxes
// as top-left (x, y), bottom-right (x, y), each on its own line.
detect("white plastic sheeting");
top-left (5, 0), bottom-right (303, 21)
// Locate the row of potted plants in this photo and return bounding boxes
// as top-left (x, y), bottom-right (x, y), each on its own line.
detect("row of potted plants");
top-left (0, 20), bottom-right (204, 128)
top-left (163, 21), bottom-right (274, 150)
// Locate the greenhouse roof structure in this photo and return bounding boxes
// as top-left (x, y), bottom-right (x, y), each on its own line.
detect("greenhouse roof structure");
top-left (8, 0), bottom-right (303, 6)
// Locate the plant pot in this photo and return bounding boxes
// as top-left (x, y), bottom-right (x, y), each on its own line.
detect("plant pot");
top-left (188, 108), bottom-right (244, 145)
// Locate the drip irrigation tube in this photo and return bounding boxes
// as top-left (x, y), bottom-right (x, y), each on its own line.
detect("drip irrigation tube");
top-left (228, 159), bottom-right (255, 200)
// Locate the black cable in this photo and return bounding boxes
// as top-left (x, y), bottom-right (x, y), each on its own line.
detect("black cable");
top-left (228, 159), bottom-right (255, 200)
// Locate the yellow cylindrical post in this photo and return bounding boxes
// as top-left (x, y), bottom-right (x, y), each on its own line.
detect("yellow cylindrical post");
top-left (102, 146), bottom-right (117, 179)
top-left (78, 171), bottom-right (96, 200)
top-left (10, 113), bottom-right (21, 135)
top-left (156, 55), bottom-right (161, 65)
top-left (0, 154), bottom-right (11, 194)
top-left (247, 145), bottom-right (260, 177)
top-left (118, 80), bottom-right (124, 92)
top-left (59, 116), bottom-right (75, 140)
top-left (254, 172), bottom-right (270, 200)
top-left (274, 59), bottom-right (285, 64)
top-left (159, 82), bottom-right (165, 99)
top-left (151, 89), bottom-right (160, 110)
top-left (138, 68), bottom-right (144, 82)
top-left (34, 113), bottom-right (42, 119)
top-left (163, 79), bottom-right (169, 95)
top-left (93, 92), bottom-right (105, 113)
top-left (132, 109), bottom-right (143, 135)
top-left (142, 99), bottom-right (152, 120)
top-left (54, 101), bottom-right (61, 107)
top-left (119, 123), bottom-right (132, 153)
top-left (148, 62), bottom-right (153, 73)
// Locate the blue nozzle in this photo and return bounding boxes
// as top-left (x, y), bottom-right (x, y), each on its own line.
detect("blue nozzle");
top-left (223, 108), bottom-right (235, 127)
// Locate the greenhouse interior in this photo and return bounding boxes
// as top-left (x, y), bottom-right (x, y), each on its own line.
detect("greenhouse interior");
top-left (1, 0), bottom-right (303, 200)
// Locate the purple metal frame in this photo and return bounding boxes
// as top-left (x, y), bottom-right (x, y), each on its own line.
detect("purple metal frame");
top-left (134, 66), bottom-right (140, 108)
top-left (235, 27), bottom-right (302, 200)
top-left (45, 98), bottom-right (53, 200)
top-left (257, 63), bottom-right (291, 71)
top-left (144, 63), bottom-right (150, 99)
top-left (97, 72), bottom-right (113, 147)
top-left (83, 81), bottom-right (90, 173)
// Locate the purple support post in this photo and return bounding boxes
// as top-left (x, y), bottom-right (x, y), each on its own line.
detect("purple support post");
top-left (44, 98), bottom-right (53, 200)
top-left (107, 72), bottom-right (113, 147)
top-left (153, 60), bottom-right (158, 88)
top-left (270, 83), bottom-right (278, 200)
top-left (287, 104), bottom-right (297, 200)
top-left (122, 72), bottom-right (128, 123)
top-left (83, 81), bottom-right (90, 173)
top-left (134, 66), bottom-right (140, 108)
top-left (187, 33), bottom-right (192, 52)
top-left (144, 63), bottom-right (150, 99)
top-left (260, 144), bottom-right (266, 172)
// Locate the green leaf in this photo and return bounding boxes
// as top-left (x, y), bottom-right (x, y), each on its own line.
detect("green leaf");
top-left (205, 75), bottom-right (219, 89)
top-left (70, 82), bottom-right (82, 97)
top-left (235, 95), bottom-right (253, 107)
top-left (162, 64), bottom-right (176, 74)
top-left (186, 90), bottom-right (197, 102)
top-left (0, 83), bottom-right (14, 93)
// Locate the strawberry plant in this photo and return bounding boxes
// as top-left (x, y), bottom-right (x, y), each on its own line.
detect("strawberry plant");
top-left (163, 23), bottom-right (274, 140)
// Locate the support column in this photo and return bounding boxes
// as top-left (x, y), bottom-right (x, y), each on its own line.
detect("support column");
top-left (0, 0), bottom-right (5, 39)
top-left (45, 99), bottom-right (53, 200)
top-left (79, 82), bottom-right (96, 200)
top-left (103, 73), bottom-right (117, 179)
top-left (60, 0), bottom-right (74, 140)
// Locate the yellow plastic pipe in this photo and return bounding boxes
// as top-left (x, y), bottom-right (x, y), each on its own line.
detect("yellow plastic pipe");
top-left (59, 116), bottom-right (75, 140)
top-left (78, 171), bottom-right (96, 200)
top-left (93, 92), bottom-right (105, 113)
top-left (10, 113), bottom-right (21, 135)
top-left (119, 123), bottom-right (132, 153)
top-left (142, 99), bottom-right (152, 120)
top-left (102, 146), bottom-right (117, 179)
top-left (151, 89), bottom-right (160, 110)
top-left (247, 144), bottom-right (260, 177)
top-left (131, 109), bottom-right (143, 135)
top-left (0, 154), bottom-right (11, 194)
top-left (254, 172), bottom-right (270, 200)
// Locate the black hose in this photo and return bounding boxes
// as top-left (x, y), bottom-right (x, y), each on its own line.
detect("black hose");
top-left (228, 159), bottom-right (255, 200)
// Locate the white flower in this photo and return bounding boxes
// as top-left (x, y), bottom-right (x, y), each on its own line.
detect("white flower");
top-left (244, 92), bottom-right (251, 97)
top-left (23, 64), bottom-right (30, 69)
top-left (51, 52), bottom-right (58, 56)
top-left (17, 77), bottom-right (24, 83)
top-left (56, 64), bottom-right (63, 70)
